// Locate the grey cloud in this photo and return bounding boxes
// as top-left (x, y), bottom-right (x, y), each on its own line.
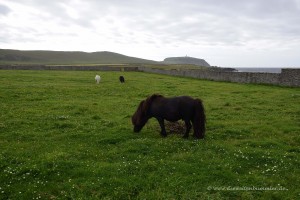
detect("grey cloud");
top-left (0, 4), bottom-right (11, 15)
top-left (2, 0), bottom-right (300, 55)
top-left (0, 24), bottom-right (41, 44)
top-left (9, 0), bottom-right (300, 46)
top-left (79, 0), bottom-right (300, 47)
top-left (6, 0), bottom-right (94, 28)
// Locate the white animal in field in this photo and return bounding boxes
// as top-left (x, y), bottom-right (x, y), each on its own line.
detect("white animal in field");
top-left (95, 75), bottom-right (101, 84)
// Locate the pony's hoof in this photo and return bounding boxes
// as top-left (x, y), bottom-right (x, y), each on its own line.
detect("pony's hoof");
top-left (193, 135), bottom-right (204, 139)
top-left (160, 133), bottom-right (167, 137)
top-left (182, 135), bottom-right (189, 139)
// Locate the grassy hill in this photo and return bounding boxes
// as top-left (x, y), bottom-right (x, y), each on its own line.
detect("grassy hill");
top-left (0, 49), bottom-right (158, 65)
top-left (163, 56), bottom-right (211, 67)
top-left (0, 70), bottom-right (299, 199)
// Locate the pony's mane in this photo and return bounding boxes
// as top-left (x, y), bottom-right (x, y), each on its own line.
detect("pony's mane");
top-left (146, 94), bottom-right (163, 103)
top-left (143, 94), bottom-right (163, 113)
top-left (132, 94), bottom-right (164, 125)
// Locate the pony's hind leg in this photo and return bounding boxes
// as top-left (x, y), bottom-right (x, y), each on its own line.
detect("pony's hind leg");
top-left (183, 120), bottom-right (192, 138)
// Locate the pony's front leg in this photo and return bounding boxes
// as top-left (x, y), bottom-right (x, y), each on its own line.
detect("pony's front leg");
top-left (183, 120), bottom-right (192, 138)
top-left (157, 118), bottom-right (167, 137)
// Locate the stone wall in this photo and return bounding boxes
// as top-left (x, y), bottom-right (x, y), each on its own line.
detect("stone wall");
top-left (279, 69), bottom-right (300, 87)
top-left (138, 67), bottom-right (299, 87)
top-left (0, 64), bottom-right (299, 87)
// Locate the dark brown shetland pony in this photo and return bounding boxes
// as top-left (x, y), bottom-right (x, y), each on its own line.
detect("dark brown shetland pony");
top-left (131, 94), bottom-right (206, 139)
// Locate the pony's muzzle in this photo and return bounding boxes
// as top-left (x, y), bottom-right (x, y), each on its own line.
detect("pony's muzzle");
top-left (133, 126), bottom-right (142, 133)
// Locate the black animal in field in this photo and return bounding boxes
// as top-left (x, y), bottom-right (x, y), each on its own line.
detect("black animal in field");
top-left (119, 76), bottom-right (125, 83)
top-left (132, 94), bottom-right (206, 139)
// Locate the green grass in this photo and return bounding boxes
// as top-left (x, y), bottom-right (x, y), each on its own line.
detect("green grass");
top-left (0, 70), bottom-right (299, 199)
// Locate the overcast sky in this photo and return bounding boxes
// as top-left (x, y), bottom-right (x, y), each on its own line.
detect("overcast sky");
top-left (1, 0), bottom-right (300, 67)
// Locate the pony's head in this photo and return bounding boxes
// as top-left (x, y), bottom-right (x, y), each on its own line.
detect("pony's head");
top-left (131, 100), bottom-right (148, 132)
top-left (131, 94), bottom-right (162, 132)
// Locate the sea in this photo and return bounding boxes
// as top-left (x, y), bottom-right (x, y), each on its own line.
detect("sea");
top-left (235, 68), bottom-right (283, 73)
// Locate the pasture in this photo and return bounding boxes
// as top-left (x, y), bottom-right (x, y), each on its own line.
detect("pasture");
top-left (0, 70), bottom-right (299, 199)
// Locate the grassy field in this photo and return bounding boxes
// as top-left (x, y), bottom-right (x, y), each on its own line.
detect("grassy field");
top-left (0, 70), bottom-right (299, 199)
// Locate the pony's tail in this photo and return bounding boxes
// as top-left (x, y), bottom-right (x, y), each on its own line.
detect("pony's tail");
top-left (193, 99), bottom-right (206, 139)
